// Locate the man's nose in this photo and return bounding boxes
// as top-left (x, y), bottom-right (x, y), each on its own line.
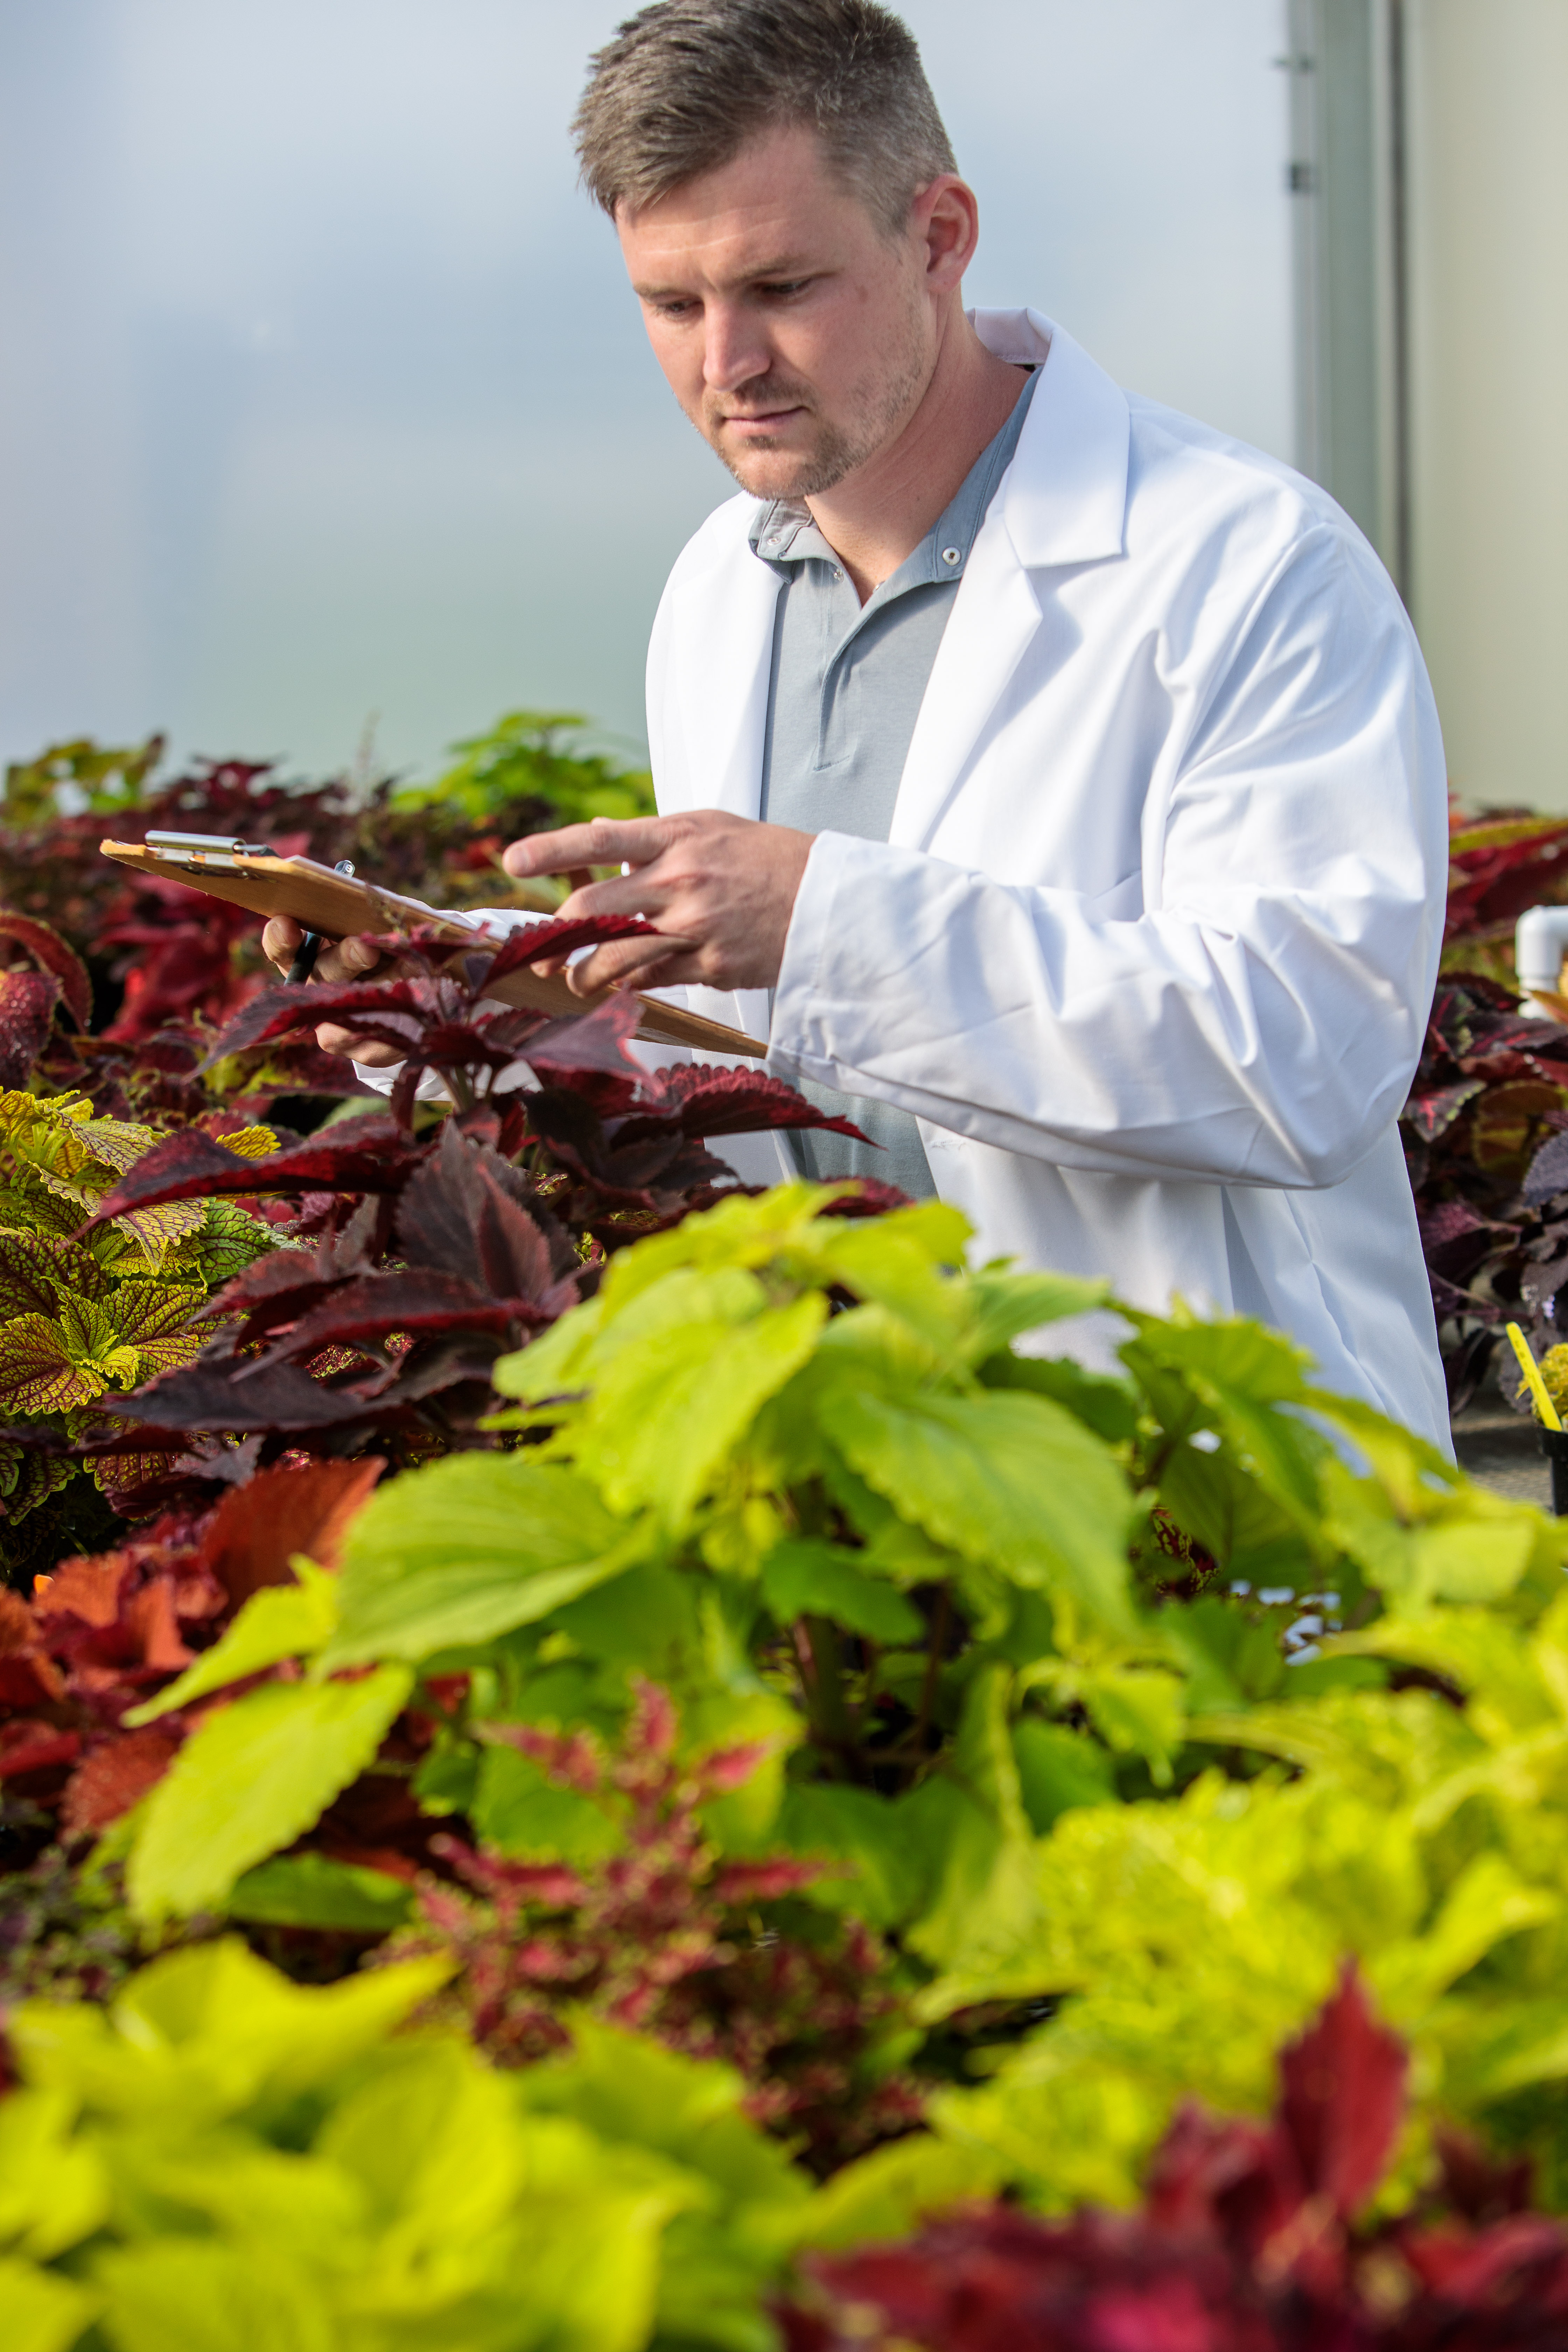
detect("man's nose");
top-left (701, 303), bottom-right (775, 394)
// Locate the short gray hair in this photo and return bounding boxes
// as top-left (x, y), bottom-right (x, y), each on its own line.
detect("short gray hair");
top-left (573, 0), bottom-right (957, 241)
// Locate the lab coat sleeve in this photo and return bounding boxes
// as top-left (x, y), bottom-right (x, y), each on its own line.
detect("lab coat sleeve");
top-left (767, 526), bottom-right (1448, 1190)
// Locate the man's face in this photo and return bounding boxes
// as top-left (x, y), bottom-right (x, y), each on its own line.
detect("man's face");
top-left (617, 123), bottom-right (936, 502)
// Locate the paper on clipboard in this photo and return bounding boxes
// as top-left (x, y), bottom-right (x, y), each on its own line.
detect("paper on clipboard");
top-left (98, 838), bottom-right (766, 1059)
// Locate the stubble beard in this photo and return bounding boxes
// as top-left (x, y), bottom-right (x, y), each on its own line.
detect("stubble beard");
top-left (702, 309), bottom-right (931, 504)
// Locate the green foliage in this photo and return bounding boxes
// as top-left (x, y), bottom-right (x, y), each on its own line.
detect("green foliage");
top-left (2, 735), bottom-right (164, 825)
top-left (127, 1667), bottom-right (414, 1922)
top-left (27, 1177), bottom-right (1568, 2300)
top-left (395, 710), bottom-right (655, 828)
top-left (0, 1938), bottom-right (809, 2352)
top-left (0, 1090), bottom-right (276, 1581)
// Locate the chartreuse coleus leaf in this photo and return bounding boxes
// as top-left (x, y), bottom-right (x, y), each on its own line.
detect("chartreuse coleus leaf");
top-left (1308, 1388), bottom-right (1568, 1616)
top-left (904, 1665), bottom-right (1049, 1980)
top-left (497, 1265), bottom-right (829, 1533)
top-left (0, 2258), bottom-right (97, 2352)
top-left (759, 1540), bottom-right (923, 1645)
top-left (224, 1852), bottom-right (413, 1932)
top-left (9, 1937), bottom-right (451, 2124)
top-left (126, 1666), bottom-right (413, 1920)
top-left (4, 1942), bottom-right (754, 2352)
top-left (321, 1451), bottom-right (644, 1668)
top-left (819, 1374), bottom-right (1139, 1641)
top-left (503, 1183), bottom-right (1104, 1380)
top-left (125, 1560), bottom-right (341, 1726)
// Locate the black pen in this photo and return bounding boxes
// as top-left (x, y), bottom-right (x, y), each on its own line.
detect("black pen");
top-left (287, 861), bottom-right (356, 984)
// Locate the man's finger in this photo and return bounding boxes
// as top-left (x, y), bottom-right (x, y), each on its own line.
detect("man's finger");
top-left (262, 916), bottom-right (306, 974)
top-left (502, 816), bottom-right (670, 877)
top-left (566, 934), bottom-right (689, 996)
top-left (552, 868), bottom-right (671, 927)
top-left (315, 1023), bottom-right (403, 1066)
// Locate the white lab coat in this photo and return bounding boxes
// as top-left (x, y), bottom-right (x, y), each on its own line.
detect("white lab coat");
top-left (641, 309), bottom-right (1452, 1448)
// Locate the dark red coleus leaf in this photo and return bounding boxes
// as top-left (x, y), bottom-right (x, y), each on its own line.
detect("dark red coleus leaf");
top-left (201, 975), bottom-right (463, 1063)
top-left (635, 1062), bottom-right (868, 1142)
top-left (231, 1269), bottom-right (518, 1368)
top-left (1524, 1128), bottom-right (1568, 1208)
top-left (521, 992), bottom-right (648, 1111)
top-left (474, 910), bottom-right (663, 980)
top-left (1403, 1078), bottom-right (1485, 1143)
top-left (85, 1113), bottom-right (418, 1225)
top-left (0, 967), bottom-right (63, 1086)
top-left (1276, 1964), bottom-right (1406, 2221)
top-left (394, 1120), bottom-right (577, 1308)
top-left (0, 1720), bottom-right (82, 1780)
top-left (526, 1088), bottom-right (733, 1209)
top-left (0, 909), bottom-right (93, 1026)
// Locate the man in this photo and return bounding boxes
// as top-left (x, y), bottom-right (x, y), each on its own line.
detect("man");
top-left (267, 0), bottom-right (1451, 1446)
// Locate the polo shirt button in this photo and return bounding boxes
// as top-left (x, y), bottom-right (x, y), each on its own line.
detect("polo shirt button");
top-left (941, 547), bottom-right (961, 566)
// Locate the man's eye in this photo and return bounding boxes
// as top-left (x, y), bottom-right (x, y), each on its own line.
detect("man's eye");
top-left (758, 279), bottom-right (812, 299)
top-left (653, 298), bottom-right (699, 318)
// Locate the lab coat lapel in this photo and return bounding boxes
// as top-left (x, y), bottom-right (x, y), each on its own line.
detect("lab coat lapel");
top-left (887, 524), bottom-right (1042, 852)
top-left (888, 314), bottom-right (1131, 855)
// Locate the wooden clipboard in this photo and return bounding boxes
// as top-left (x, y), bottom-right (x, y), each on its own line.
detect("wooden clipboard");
top-left (99, 840), bottom-right (767, 1060)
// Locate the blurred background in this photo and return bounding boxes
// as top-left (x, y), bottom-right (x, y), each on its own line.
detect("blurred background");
top-left (0, 0), bottom-right (1563, 807)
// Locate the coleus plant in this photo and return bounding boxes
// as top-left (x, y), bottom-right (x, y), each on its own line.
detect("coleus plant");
top-left (0, 1935), bottom-right (814, 2352)
top-left (85, 919), bottom-right (881, 1469)
top-left (48, 1185), bottom-right (1568, 2213)
top-left (0, 714), bottom-right (647, 1046)
top-left (782, 1968), bottom-right (1568, 2352)
top-left (1444, 806), bottom-right (1568, 990)
top-left (0, 1084), bottom-right (277, 1586)
top-left (1401, 971), bottom-right (1568, 1406)
top-left (381, 1675), bottom-right (925, 2175)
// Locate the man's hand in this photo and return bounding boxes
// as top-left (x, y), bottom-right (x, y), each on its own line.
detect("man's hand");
top-left (502, 810), bottom-right (813, 995)
top-left (260, 918), bottom-right (402, 1066)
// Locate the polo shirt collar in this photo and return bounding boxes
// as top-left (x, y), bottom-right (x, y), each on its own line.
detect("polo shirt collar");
top-left (745, 308), bottom-right (1129, 582)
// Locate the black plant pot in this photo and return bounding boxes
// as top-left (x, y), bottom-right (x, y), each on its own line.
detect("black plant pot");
top-left (1539, 1426), bottom-right (1568, 1517)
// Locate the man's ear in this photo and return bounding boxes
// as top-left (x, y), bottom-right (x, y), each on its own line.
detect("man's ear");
top-left (916, 175), bottom-right (980, 292)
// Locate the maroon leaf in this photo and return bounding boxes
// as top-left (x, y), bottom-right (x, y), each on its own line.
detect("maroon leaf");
top-left (476, 911), bottom-right (662, 982)
top-left (527, 1088), bottom-right (733, 1208)
top-left (105, 1353), bottom-right (396, 1434)
top-left (0, 968), bottom-right (62, 1086)
top-left (86, 1113), bottom-right (416, 1224)
top-left (230, 1269), bottom-right (516, 1368)
top-left (521, 992), bottom-right (647, 1109)
top-left (636, 1062), bottom-right (868, 1142)
top-left (1276, 1962), bottom-right (1405, 2221)
top-left (202, 976), bottom-right (457, 1063)
top-left (395, 1121), bottom-right (575, 1308)
top-left (1403, 1078), bottom-right (1485, 1142)
top-left (1524, 1127), bottom-right (1568, 1208)
top-left (0, 909), bottom-right (92, 1026)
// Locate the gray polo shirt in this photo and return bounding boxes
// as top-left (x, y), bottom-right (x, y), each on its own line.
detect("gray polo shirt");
top-left (751, 366), bottom-right (1038, 1200)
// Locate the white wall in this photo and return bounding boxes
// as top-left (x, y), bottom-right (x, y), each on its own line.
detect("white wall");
top-left (0, 0), bottom-right (1294, 783)
top-left (1406, 0), bottom-right (1568, 813)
